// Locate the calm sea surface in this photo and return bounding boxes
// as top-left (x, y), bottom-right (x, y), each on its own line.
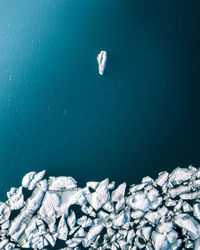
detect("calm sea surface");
top-left (0, 0), bottom-right (199, 200)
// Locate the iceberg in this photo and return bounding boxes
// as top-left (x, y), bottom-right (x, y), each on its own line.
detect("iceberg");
top-left (97, 50), bottom-right (107, 75)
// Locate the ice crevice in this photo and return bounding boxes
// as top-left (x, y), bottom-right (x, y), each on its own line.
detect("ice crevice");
top-left (1, 166), bottom-right (200, 249)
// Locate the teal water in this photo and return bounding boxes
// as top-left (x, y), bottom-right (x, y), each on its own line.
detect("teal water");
top-left (0, 0), bottom-right (200, 200)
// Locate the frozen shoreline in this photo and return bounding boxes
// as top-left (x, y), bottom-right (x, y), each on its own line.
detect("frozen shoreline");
top-left (1, 166), bottom-right (200, 249)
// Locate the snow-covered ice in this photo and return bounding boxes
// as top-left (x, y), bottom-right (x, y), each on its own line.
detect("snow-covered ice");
top-left (97, 50), bottom-right (107, 75)
top-left (1, 166), bottom-right (200, 249)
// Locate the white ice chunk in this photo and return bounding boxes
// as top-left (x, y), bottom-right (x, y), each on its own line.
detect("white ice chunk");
top-left (103, 201), bottom-right (114, 213)
top-left (74, 227), bottom-right (85, 238)
top-left (98, 210), bottom-right (109, 219)
top-left (83, 221), bottom-right (104, 247)
top-left (194, 237), bottom-right (200, 250)
top-left (57, 215), bottom-right (68, 240)
top-left (169, 185), bottom-right (191, 198)
top-left (183, 201), bottom-right (193, 212)
top-left (97, 50), bottom-right (107, 75)
top-left (5, 242), bottom-right (16, 250)
top-left (174, 213), bottom-right (200, 240)
top-left (111, 183), bottom-right (126, 213)
top-left (77, 216), bottom-right (93, 228)
top-left (141, 227), bottom-right (152, 241)
top-left (167, 230), bottom-right (178, 244)
top-left (37, 179), bottom-right (48, 192)
top-left (115, 198), bottom-right (125, 213)
top-left (9, 209), bottom-right (30, 235)
top-left (151, 231), bottom-right (170, 250)
top-left (28, 170), bottom-right (46, 191)
top-left (44, 233), bottom-right (58, 247)
top-left (113, 210), bottom-right (130, 227)
top-left (69, 225), bottom-right (79, 236)
top-left (118, 239), bottom-right (128, 249)
top-left (144, 211), bottom-right (161, 224)
top-left (26, 187), bottom-right (45, 212)
top-left (38, 191), bottom-right (61, 225)
top-left (127, 229), bottom-right (135, 243)
top-left (24, 217), bottom-right (37, 241)
top-left (0, 202), bottom-right (11, 224)
top-left (129, 183), bottom-right (147, 193)
top-left (108, 181), bottom-right (115, 189)
top-left (142, 176), bottom-right (154, 184)
top-left (131, 210), bottom-right (145, 220)
top-left (157, 222), bottom-right (173, 234)
top-left (147, 187), bottom-right (159, 202)
top-left (169, 167), bottom-right (194, 185)
top-left (67, 210), bottom-right (76, 229)
top-left (0, 239), bottom-right (9, 249)
top-left (111, 183), bottom-right (126, 202)
top-left (155, 171), bottom-right (169, 187)
top-left (192, 180), bottom-right (200, 189)
top-left (22, 171), bottom-right (35, 188)
top-left (86, 181), bottom-right (99, 190)
top-left (48, 176), bottom-right (77, 191)
top-left (86, 185), bottom-right (110, 211)
top-left (165, 199), bottom-right (176, 207)
top-left (1, 220), bottom-right (10, 230)
top-left (151, 197), bottom-right (163, 210)
top-left (193, 203), bottom-right (200, 220)
top-left (180, 191), bottom-right (200, 200)
top-left (7, 187), bottom-right (24, 210)
top-left (66, 238), bottom-right (82, 248)
top-left (39, 187), bottom-right (84, 226)
top-left (126, 191), bottom-right (151, 212)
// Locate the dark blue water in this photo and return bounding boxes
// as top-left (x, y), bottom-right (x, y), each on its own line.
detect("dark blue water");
top-left (0, 0), bottom-right (200, 200)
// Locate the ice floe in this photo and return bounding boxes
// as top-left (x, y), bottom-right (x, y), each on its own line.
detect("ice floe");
top-left (97, 50), bottom-right (107, 75)
top-left (1, 166), bottom-right (200, 248)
